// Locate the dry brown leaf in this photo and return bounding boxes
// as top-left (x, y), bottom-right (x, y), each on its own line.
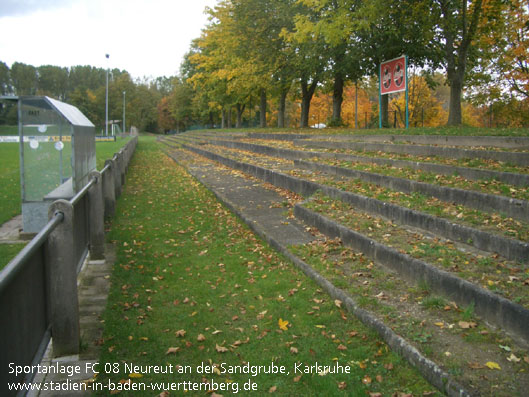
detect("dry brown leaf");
top-left (290, 347), bottom-right (298, 354)
top-left (175, 329), bottom-right (186, 337)
top-left (269, 385), bottom-right (277, 393)
top-left (362, 375), bottom-right (372, 385)
top-left (215, 344), bottom-right (228, 353)
top-left (293, 375), bottom-right (302, 382)
top-left (165, 347), bottom-right (180, 355)
top-left (468, 362), bottom-right (485, 369)
top-left (197, 334), bottom-right (206, 342)
top-left (338, 381), bottom-right (347, 390)
top-left (337, 344), bottom-right (347, 351)
top-left (334, 299), bottom-right (342, 308)
top-left (458, 321), bottom-right (477, 329)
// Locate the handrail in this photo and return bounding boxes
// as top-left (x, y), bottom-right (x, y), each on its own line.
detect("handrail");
top-left (101, 162), bottom-right (111, 175)
top-left (70, 177), bottom-right (95, 206)
top-left (0, 212), bottom-right (64, 294)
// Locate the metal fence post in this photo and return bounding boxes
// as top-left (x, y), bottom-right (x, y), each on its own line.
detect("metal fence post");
top-left (46, 199), bottom-right (80, 357)
top-left (88, 171), bottom-right (105, 260)
top-left (103, 160), bottom-right (116, 219)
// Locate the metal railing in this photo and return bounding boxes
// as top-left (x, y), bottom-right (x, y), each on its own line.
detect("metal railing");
top-left (0, 136), bottom-right (138, 396)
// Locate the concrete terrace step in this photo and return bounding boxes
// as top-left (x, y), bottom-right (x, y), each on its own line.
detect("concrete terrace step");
top-left (165, 138), bottom-right (529, 264)
top-left (296, 139), bottom-right (529, 166)
top-left (168, 135), bottom-right (529, 188)
top-left (171, 135), bottom-right (529, 223)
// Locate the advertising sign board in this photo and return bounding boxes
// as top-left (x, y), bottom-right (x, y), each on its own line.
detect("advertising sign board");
top-left (380, 56), bottom-right (407, 95)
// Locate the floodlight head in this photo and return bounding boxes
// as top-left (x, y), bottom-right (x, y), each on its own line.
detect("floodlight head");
top-left (105, 54), bottom-right (109, 59)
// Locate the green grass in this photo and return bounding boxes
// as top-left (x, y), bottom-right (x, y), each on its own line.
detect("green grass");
top-left (0, 143), bottom-right (21, 225)
top-left (94, 137), bottom-right (438, 396)
top-left (0, 244), bottom-right (26, 271)
top-left (0, 125), bottom-right (18, 135)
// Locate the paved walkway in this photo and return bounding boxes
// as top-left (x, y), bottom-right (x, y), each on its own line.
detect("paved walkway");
top-left (166, 147), bottom-right (314, 248)
top-left (0, 215), bottom-right (23, 244)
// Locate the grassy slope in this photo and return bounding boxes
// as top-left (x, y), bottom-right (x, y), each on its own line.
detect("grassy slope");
top-left (95, 137), bottom-right (438, 396)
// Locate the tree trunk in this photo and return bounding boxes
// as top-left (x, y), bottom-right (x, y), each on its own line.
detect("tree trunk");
top-left (227, 107), bottom-right (232, 128)
top-left (439, 0), bottom-right (483, 126)
top-left (260, 89), bottom-right (267, 128)
top-left (447, 73), bottom-right (464, 126)
top-left (354, 81), bottom-right (358, 129)
top-left (300, 79), bottom-right (318, 128)
top-left (278, 88), bottom-right (288, 128)
top-left (221, 108), bottom-right (226, 129)
top-left (236, 103), bottom-right (245, 128)
top-left (331, 73), bottom-right (344, 126)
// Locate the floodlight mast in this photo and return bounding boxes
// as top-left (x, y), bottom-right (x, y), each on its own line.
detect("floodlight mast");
top-left (105, 53), bottom-right (109, 136)
top-left (123, 91), bottom-right (126, 134)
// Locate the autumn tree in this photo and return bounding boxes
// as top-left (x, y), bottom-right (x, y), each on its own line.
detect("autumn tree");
top-left (294, 0), bottom-right (366, 126)
top-left (433, 0), bottom-right (509, 125)
top-left (168, 77), bottom-right (194, 131)
top-left (490, 0), bottom-right (528, 99)
top-left (391, 73), bottom-right (447, 127)
top-left (282, 1), bottom-right (328, 128)
top-left (342, 83), bottom-right (375, 128)
top-left (158, 97), bottom-right (176, 133)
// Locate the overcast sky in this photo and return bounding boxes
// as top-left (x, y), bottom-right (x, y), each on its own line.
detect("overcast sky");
top-left (0, 0), bottom-right (218, 79)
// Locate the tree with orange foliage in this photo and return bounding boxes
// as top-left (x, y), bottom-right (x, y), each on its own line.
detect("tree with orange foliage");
top-left (391, 73), bottom-right (447, 127)
top-left (157, 96), bottom-right (176, 133)
top-left (498, 0), bottom-right (528, 98)
top-left (341, 84), bottom-right (374, 129)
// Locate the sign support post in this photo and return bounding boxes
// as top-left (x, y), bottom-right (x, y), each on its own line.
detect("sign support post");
top-left (378, 65), bottom-right (382, 129)
top-left (405, 55), bottom-right (409, 129)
